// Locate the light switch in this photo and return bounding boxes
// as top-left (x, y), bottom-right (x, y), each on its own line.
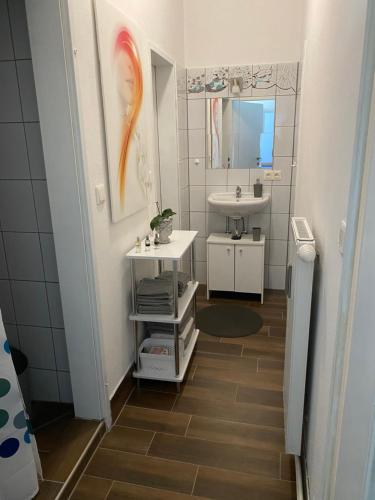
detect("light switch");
top-left (95, 184), bottom-right (106, 205)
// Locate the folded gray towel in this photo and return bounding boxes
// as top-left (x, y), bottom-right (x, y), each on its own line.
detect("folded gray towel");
top-left (156, 271), bottom-right (189, 297)
top-left (137, 278), bottom-right (173, 297)
top-left (136, 274), bottom-right (191, 316)
top-left (137, 305), bottom-right (173, 315)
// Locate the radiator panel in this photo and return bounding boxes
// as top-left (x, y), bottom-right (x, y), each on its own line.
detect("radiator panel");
top-left (284, 217), bottom-right (316, 455)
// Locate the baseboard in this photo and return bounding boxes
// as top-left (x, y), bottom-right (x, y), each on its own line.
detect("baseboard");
top-left (301, 448), bottom-right (311, 500)
top-left (109, 364), bottom-right (135, 423)
top-left (295, 436), bottom-right (311, 500)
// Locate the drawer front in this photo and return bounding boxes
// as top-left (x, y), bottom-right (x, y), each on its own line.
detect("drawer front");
top-left (235, 245), bottom-right (264, 294)
top-left (208, 244), bottom-right (235, 291)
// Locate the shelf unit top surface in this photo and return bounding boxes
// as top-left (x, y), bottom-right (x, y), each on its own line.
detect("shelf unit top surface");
top-left (207, 233), bottom-right (265, 245)
top-left (127, 230), bottom-right (198, 260)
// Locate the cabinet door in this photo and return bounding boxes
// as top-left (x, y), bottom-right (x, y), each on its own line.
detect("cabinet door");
top-left (208, 244), bottom-right (234, 291)
top-left (235, 245), bottom-right (264, 294)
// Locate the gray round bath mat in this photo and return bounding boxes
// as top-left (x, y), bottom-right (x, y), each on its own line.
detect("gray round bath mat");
top-left (196, 304), bottom-right (263, 338)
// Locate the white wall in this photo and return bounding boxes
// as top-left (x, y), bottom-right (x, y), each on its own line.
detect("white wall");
top-left (184, 0), bottom-right (306, 67)
top-left (109, 0), bottom-right (185, 66)
top-left (67, 0), bottom-right (184, 397)
top-left (294, 0), bottom-right (368, 498)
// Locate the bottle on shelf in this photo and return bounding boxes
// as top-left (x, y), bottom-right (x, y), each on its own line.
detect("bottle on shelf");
top-left (145, 235), bottom-right (151, 251)
top-left (135, 236), bottom-right (141, 253)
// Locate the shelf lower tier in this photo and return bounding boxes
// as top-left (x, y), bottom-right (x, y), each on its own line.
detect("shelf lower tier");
top-left (129, 281), bottom-right (199, 324)
top-left (133, 328), bottom-right (199, 383)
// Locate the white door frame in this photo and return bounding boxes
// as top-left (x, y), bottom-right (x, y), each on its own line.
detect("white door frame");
top-left (333, 74), bottom-right (375, 500)
top-left (26, 0), bottom-right (110, 425)
top-left (149, 42), bottom-right (180, 223)
top-left (321, 0), bottom-right (375, 497)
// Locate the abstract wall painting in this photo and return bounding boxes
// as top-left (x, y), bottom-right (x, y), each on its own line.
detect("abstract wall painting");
top-left (94, 0), bottom-right (151, 222)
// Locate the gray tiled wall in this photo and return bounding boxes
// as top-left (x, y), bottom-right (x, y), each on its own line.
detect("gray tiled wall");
top-left (0, 0), bottom-right (71, 403)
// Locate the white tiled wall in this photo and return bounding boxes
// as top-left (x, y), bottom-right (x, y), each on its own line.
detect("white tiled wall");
top-left (0, 0), bottom-right (71, 403)
top-left (186, 62), bottom-right (299, 289)
top-left (177, 65), bottom-right (189, 232)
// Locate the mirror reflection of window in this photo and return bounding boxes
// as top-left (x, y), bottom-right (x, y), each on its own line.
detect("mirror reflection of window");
top-left (206, 97), bottom-right (275, 169)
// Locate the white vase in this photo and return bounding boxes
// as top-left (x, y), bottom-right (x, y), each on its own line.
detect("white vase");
top-left (158, 218), bottom-right (173, 243)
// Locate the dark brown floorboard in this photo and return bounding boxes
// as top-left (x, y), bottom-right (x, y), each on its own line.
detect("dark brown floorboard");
top-left (236, 384), bottom-right (284, 408)
top-left (173, 395), bottom-right (284, 428)
top-left (194, 466), bottom-right (296, 500)
top-left (149, 432), bottom-right (280, 478)
top-left (117, 406), bottom-right (190, 435)
top-left (86, 448), bottom-right (197, 495)
top-left (127, 389), bottom-right (177, 411)
top-left (70, 475), bottom-right (112, 500)
top-left (180, 375), bottom-right (238, 402)
top-left (186, 415), bottom-right (285, 451)
top-left (34, 481), bottom-right (62, 499)
top-left (100, 425), bottom-right (154, 454)
top-left (36, 418), bottom-right (99, 482)
top-left (107, 481), bottom-right (208, 499)
top-left (196, 339), bottom-right (243, 356)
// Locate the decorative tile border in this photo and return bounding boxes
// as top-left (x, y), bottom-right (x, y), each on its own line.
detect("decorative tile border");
top-left (187, 62), bottom-right (298, 99)
top-left (252, 64), bottom-right (277, 96)
top-left (187, 68), bottom-right (206, 98)
top-left (276, 63), bottom-right (298, 95)
top-left (229, 65), bottom-right (252, 97)
top-left (205, 67), bottom-right (229, 97)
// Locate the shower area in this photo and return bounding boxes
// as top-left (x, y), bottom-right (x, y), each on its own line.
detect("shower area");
top-left (0, 0), bottom-right (73, 431)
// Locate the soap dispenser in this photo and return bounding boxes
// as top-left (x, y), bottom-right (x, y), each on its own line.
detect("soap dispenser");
top-left (254, 178), bottom-right (263, 198)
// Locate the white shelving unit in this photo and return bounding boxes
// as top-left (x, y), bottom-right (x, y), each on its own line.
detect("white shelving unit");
top-left (126, 230), bottom-right (199, 389)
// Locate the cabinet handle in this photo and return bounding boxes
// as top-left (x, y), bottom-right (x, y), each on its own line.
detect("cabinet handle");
top-left (239, 248), bottom-right (243, 255)
top-left (226, 247), bottom-right (231, 254)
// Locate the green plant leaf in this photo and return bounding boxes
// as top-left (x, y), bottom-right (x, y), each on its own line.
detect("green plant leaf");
top-left (150, 215), bottom-right (163, 230)
top-left (161, 208), bottom-right (176, 218)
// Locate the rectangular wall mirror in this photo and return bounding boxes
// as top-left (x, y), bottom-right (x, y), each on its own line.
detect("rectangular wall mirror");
top-left (206, 97), bottom-right (275, 169)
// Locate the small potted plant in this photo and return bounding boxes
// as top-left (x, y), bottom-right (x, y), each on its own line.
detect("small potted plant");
top-left (150, 203), bottom-right (176, 244)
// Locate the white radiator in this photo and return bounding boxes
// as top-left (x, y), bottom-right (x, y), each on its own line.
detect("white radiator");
top-left (284, 217), bottom-right (316, 456)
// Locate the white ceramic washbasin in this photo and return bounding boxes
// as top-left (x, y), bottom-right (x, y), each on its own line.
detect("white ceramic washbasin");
top-left (208, 191), bottom-right (271, 218)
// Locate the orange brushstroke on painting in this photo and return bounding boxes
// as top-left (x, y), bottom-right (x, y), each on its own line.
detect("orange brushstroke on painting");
top-left (115, 28), bottom-right (143, 206)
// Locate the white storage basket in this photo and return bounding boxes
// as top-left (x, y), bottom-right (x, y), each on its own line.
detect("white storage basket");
top-left (138, 337), bottom-right (180, 378)
top-left (150, 317), bottom-right (194, 351)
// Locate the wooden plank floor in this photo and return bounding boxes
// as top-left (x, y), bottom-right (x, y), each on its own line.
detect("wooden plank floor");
top-left (34, 416), bottom-right (102, 499)
top-left (71, 288), bottom-right (296, 500)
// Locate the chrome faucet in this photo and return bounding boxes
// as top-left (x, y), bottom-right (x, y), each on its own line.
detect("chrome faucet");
top-left (236, 185), bottom-right (242, 199)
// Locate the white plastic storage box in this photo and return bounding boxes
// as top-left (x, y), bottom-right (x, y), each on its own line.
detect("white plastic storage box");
top-left (138, 338), bottom-right (183, 378)
top-left (150, 317), bottom-right (194, 351)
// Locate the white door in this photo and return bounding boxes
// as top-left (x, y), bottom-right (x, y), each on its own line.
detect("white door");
top-left (208, 244), bottom-right (234, 291)
top-left (234, 245), bottom-right (263, 293)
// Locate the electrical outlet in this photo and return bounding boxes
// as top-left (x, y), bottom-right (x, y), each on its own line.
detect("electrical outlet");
top-left (264, 171), bottom-right (273, 181)
top-left (273, 170), bottom-right (282, 180)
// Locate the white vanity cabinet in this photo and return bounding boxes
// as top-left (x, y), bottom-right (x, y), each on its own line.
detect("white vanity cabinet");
top-left (207, 233), bottom-right (265, 303)
top-left (207, 242), bottom-right (235, 291)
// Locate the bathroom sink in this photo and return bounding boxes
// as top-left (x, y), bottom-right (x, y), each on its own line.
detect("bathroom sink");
top-left (208, 192), bottom-right (271, 218)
